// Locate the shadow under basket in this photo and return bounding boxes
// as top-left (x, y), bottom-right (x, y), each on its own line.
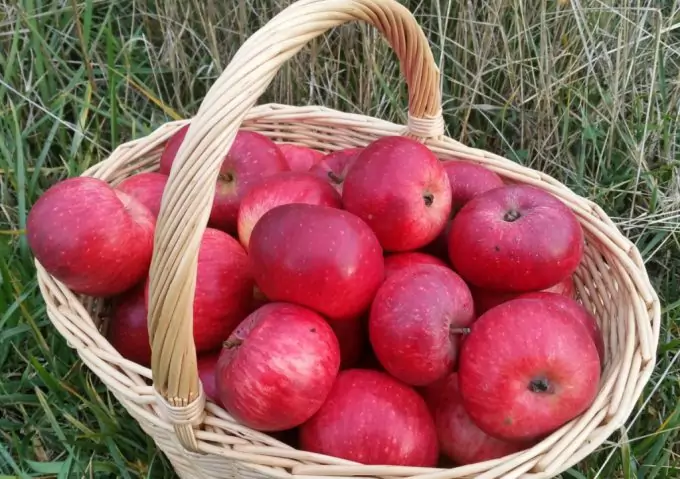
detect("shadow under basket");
top-left (34, 0), bottom-right (661, 478)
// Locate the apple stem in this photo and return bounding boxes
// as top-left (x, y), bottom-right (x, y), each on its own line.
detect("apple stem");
top-left (450, 205), bottom-right (461, 219)
top-left (223, 338), bottom-right (243, 349)
top-left (449, 326), bottom-right (471, 336)
top-left (503, 209), bottom-right (521, 222)
top-left (253, 285), bottom-right (267, 301)
top-left (327, 171), bottom-right (344, 185)
top-left (528, 377), bottom-right (553, 394)
top-left (219, 172), bottom-right (235, 183)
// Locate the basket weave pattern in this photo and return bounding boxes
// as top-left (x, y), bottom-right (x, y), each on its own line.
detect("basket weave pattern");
top-left (35, 1), bottom-right (660, 478)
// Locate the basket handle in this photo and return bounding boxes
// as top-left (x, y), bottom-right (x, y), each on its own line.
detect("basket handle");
top-left (147, 0), bottom-right (443, 450)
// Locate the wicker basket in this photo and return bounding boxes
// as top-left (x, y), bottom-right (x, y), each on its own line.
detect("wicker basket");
top-left (35, 0), bottom-right (661, 478)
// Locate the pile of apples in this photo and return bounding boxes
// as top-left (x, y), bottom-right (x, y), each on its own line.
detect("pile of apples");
top-left (26, 124), bottom-right (605, 468)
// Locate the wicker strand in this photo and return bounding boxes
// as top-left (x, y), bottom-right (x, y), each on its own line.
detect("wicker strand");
top-left (154, 384), bottom-right (207, 453)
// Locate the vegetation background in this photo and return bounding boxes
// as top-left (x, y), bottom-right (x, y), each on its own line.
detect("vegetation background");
top-left (1, 0), bottom-right (679, 477)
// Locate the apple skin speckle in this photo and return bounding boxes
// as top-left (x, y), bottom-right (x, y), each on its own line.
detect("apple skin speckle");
top-left (26, 177), bottom-right (155, 297)
top-left (299, 369), bottom-right (439, 466)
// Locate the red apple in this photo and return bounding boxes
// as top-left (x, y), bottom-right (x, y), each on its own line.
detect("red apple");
top-left (159, 124), bottom-right (189, 174)
top-left (327, 316), bottom-right (367, 369)
top-left (300, 369), bottom-right (438, 466)
top-left (26, 177), bottom-right (155, 297)
top-left (458, 296), bottom-right (601, 441)
top-left (449, 184), bottom-right (584, 292)
top-left (237, 171), bottom-right (342, 251)
top-left (198, 352), bottom-right (222, 406)
top-left (249, 204), bottom-right (384, 321)
top-left (443, 160), bottom-right (504, 215)
top-left (519, 291), bottom-right (605, 363)
top-left (369, 264), bottom-right (474, 386)
top-left (384, 252), bottom-right (448, 279)
top-left (471, 276), bottom-right (575, 316)
top-left (115, 172), bottom-right (168, 218)
top-left (145, 228), bottom-right (254, 354)
top-left (160, 128), bottom-right (289, 233)
top-left (309, 147), bottom-right (363, 192)
top-left (108, 284), bottom-right (151, 366)
top-left (343, 136), bottom-right (452, 251)
top-left (277, 144), bottom-right (324, 171)
top-left (216, 302), bottom-right (341, 431)
top-left (423, 373), bottom-right (531, 465)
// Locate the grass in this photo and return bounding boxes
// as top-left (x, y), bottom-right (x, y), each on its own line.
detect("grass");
top-left (1, 0), bottom-right (679, 477)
